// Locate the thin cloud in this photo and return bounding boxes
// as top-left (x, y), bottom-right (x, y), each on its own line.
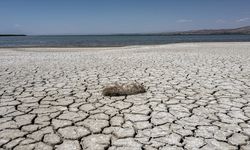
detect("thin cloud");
top-left (14, 24), bottom-right (21, 28)
top-left (236, 17), bottom-right (249, 22)
top-left (216, 19), bottom-right (226, 23)
top-left (177, 19), bottom-right (192, 23)
top-left (243, 11), bottom-right (250, 15)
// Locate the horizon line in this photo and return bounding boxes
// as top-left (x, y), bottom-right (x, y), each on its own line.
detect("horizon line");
top-left (1, 25), bottom-right (249, 36)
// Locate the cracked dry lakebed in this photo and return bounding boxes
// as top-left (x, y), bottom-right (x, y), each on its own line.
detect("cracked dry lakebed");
top-left (0, 42), bottom-right (250, 150)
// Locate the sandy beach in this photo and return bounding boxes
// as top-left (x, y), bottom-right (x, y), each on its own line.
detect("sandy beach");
top-left (0, 42), bottom-right (250, 150)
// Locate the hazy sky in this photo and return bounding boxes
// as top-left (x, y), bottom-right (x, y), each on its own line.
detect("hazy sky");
top-left (0, 0), bottom-right (250, 35)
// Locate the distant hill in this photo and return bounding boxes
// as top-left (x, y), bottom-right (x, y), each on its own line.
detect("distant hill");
top-left (168, 26), bottom-right (250, 35)
top-left (0, 34), bottom-right (26, 37)
top-left (110, 26), bottom-right (250, 36)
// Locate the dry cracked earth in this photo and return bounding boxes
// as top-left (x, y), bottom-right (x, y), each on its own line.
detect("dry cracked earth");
top-left (0, 42), bottom-right (250, 150)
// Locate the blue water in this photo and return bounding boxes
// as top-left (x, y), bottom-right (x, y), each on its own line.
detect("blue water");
top-left (1, 34), bottom-right (250, 47)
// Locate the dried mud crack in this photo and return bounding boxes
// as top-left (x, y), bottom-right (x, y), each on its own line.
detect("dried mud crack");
top-left (0, 42), bottom-right (250, 150)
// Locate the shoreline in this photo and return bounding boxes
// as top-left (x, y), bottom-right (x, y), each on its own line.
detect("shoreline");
top-left (1, 41), bottom-right (250, 50)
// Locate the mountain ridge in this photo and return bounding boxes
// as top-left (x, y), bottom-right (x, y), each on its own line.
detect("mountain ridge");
top-left (164, 26), bottom-right (250, 35)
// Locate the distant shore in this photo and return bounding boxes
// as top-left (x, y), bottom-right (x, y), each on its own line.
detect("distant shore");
top-left (0, 34), bottom-right (26, 36)
top-left (1, 25), bottom-right (249, 37)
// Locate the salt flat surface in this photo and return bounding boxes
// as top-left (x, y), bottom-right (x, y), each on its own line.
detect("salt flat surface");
top-left (0, 42), bottom-right (250, 150)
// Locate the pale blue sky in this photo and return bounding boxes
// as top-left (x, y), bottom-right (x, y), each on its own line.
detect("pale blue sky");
top-left (0, 0), bottom-right (249, 35)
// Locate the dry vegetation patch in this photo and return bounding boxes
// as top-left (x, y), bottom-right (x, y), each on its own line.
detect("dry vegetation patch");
top-left (102, 82), bottom-right (146, 96)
